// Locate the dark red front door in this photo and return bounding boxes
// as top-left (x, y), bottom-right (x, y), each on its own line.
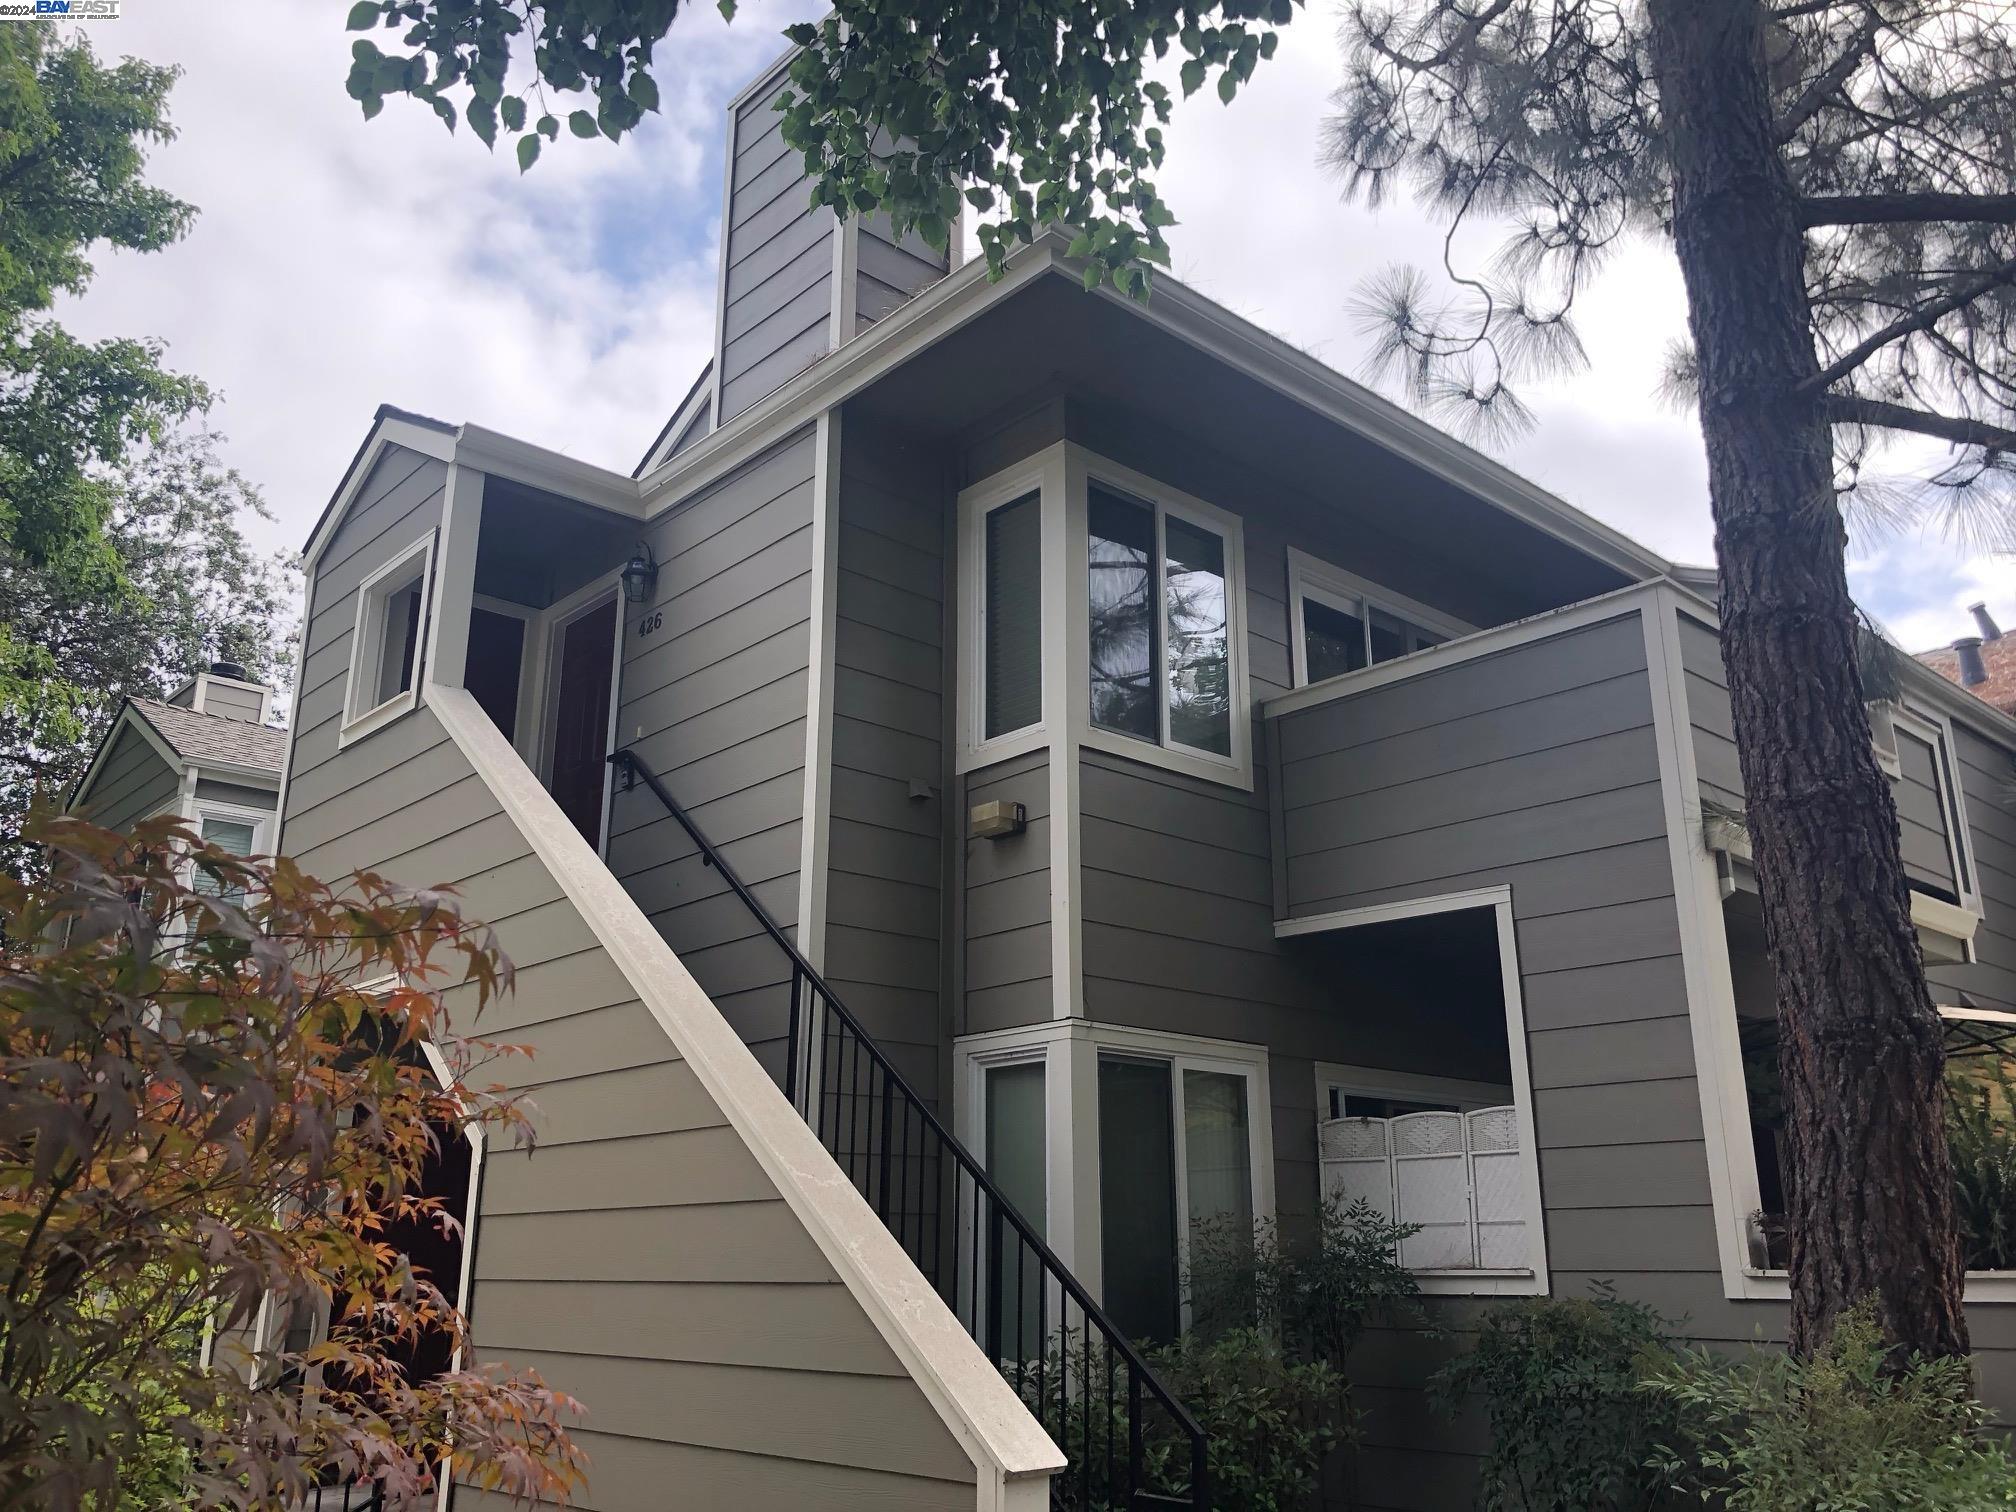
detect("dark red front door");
top-left (549, 596), bottom-right (617, 848)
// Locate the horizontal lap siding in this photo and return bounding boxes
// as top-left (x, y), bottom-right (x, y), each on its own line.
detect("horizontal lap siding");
top-left (1271, 612), bottom-right (1718, 1506)
top-left (79, 726), bottom-right (179, 833)
top-left (281, 691), bottom-right (972, 1508)
top-left (963, 750), bottom-right (1051, 1033)
top-left (609, 428), bottom-right (817, 1086)
top-left (719, 81), bottom-right (834, 424)
top-left (202, 681), bottom-right (265, 722)
top-left (854, 212), bottom-right (949, 332)
top-left (1672, 606), bottom-right (2016, 1425)
top-left (828, 421), bottom-right (947, 1092)
top-left (282, 446), bottom-right (447, 865)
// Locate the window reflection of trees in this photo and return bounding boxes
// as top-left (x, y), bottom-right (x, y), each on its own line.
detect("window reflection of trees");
top-left (1087, 487), bottom-right (1232, 757)
top-left (1089, 488), bottom-right (1157, 739)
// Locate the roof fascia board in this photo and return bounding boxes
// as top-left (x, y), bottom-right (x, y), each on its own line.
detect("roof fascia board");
top-left (186, 758), bottom-right (284, 788)
top-left (639, 241), bottom-right (1063, 511)
top-left (452, 424), bottom-right (644, 518)
top-left (634, 360), bottom-right (714, 477)
top-left (1083, 262), bottom-right (1670, 583)
top-left (1669, 583), bottom-right (2016, 749)
top-left (303, 417), bottom-right (646, 567)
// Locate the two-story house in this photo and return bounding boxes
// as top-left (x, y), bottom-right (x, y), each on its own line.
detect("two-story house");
top-left (273, 46), bottom-right (2016, 1512)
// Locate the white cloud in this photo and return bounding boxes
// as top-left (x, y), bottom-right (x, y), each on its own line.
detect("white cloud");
top-left (54, 2), bottom-right (2003, 643)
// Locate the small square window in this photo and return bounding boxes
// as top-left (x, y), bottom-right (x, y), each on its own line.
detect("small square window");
top-left (193, 813), bottom-right (260, 903)
top-left (342, 534), bottom-right (436, 745)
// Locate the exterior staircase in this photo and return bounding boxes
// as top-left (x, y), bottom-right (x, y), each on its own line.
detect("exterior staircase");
top-left (609, 747), bottom-right (1210, 1510)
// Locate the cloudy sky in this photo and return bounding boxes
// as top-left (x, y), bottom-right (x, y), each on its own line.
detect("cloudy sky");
top-left (59, 2), bottom-right (2006, 654)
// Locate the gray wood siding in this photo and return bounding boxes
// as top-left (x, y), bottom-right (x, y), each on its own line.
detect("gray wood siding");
top-left (281, 701), bottom-right (975, 1510)
top-left (962, 750), bottom-right (1051, 1034)
top-left (608, 428), bottom-right (816, 1084)
top-left (828, 420), bottom-right (947, 1092)
top-left (718, 79), bottom-right (835, 423)
top-left (79, 725), bottom-right (179, 833)
top-left (854, 211), bottom-right (949, 332)
top-left (1683, 610), bottom-right (1992, 920)
top-left (1263, 609), bottom-right (1714, 1505)
top-left (280, 445), bottom-right (447, 861)
top-left (202, 680), bottom-right (265, 723)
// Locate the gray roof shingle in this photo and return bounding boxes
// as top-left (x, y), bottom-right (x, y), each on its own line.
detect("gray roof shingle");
top-left (130, 698), bottom-right (287, 775)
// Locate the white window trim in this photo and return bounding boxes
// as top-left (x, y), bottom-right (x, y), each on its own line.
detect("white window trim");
top-left (1283, 885), bottom-right (1549, 1297)
top-left (340, 533), bottom-right (437, 748)
top-left (1072, 451), bottom-right (1253, 789)
top-left (954, 1020), bottom-right (1274, 1330)
top-left (956, 442), bottom-right (1253, 792)
top-left (180, 794), bottom-right (272, 900)
top-left (1891, 703), bottom-right (1983, 920)
top-left (956, 448), bottom-right (1067, 772)
top-left (1285, 547), bottom-right (1476, 689)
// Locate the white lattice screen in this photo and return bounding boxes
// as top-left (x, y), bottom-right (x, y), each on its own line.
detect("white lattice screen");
top-left (1319, 1105), bottom-right (1528, 1271)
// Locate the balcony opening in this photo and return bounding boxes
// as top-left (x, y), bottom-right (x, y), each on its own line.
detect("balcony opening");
top-left (1286, 894), bottom-right (1547, 1294)
top-left (463, 477), bottom-right (638, 849)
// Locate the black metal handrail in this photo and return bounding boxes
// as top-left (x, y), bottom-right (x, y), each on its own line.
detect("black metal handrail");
top-left (610, 748), bottom-right (1209, 1510)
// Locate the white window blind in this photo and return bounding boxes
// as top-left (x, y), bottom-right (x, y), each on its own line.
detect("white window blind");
top-left (1319, 1107), bottom-right (1528, 1271)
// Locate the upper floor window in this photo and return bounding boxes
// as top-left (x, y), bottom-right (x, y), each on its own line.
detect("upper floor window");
top-left (956, 445), bottom-right (1250, 787)
top-left (984, 492), bottom-right (1043, 741)
top-left (1889, 705), bottom-right (1980, 918)
top-left (342, 533), bottom-right (436, 746)
top-left (1287, 548), bottom-right (1473, 688)
top-left (1087, 484), bottom-right (1237, 759)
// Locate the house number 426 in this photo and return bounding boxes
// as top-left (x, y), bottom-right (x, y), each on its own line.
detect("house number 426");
top-left (637, 610), bottom-right (665, 638)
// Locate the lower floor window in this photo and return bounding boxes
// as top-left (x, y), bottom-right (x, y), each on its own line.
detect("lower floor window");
top-left (1097, 1053), bottom-right (1257, 1344)
top-left (958, 1024), bottom-right (1273, 1345)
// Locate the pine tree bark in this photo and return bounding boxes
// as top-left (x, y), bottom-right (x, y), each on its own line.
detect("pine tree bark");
top-left (1646, 0), bottom-right (1968, 1360)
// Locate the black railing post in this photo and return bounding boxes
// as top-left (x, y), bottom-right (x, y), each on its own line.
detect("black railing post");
top-left (606, 745), bottom-right (1210, 1511)
top-left (785, 963), bottom-right (802, 1112)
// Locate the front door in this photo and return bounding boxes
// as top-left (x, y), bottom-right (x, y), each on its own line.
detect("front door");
top-left (547, 595), bottom-right (618, 848)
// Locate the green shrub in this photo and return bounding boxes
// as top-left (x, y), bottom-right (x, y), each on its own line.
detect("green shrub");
top-left (1430, 1285), bottom-right (1682, 1512)
top-left (1015, 1326), bottom-right (1347, 1512)
top-left (1188, 1195), bottom-right (1424, 1366)
top-left (1946, 1055), bottom-right (2016, 1271)
top-left (1645, 1303), bottom-right (2016, 1511)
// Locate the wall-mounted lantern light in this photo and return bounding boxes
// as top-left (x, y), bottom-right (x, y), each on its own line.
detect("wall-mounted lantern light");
top-left (621, 542), bottom-right (659, 605)
top-left (968, 799), bottom-right (1027, 840)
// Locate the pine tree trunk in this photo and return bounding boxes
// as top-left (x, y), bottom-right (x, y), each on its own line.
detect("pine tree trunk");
top-left (1646, 0), bottom-right (1967, 1360)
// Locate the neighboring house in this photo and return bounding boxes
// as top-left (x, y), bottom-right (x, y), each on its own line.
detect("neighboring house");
top-left (273, 48), bottom-right (2016, 1512)
top-left (70, 663), bottom-right (286, 860)
top-left (1919, 602), bottom-right (2016, 718)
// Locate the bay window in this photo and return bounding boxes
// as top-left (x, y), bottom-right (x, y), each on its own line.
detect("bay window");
top-left (956, 444), bottom-right (1251, 787)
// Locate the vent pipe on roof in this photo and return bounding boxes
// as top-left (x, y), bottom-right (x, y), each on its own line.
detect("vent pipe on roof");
top-left (209, 660), bottom-right (249, 681)
top-left (1969, 603), bottom-right (2003, 642)
top-left (1954, 636), bottom-right (1988, 687)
